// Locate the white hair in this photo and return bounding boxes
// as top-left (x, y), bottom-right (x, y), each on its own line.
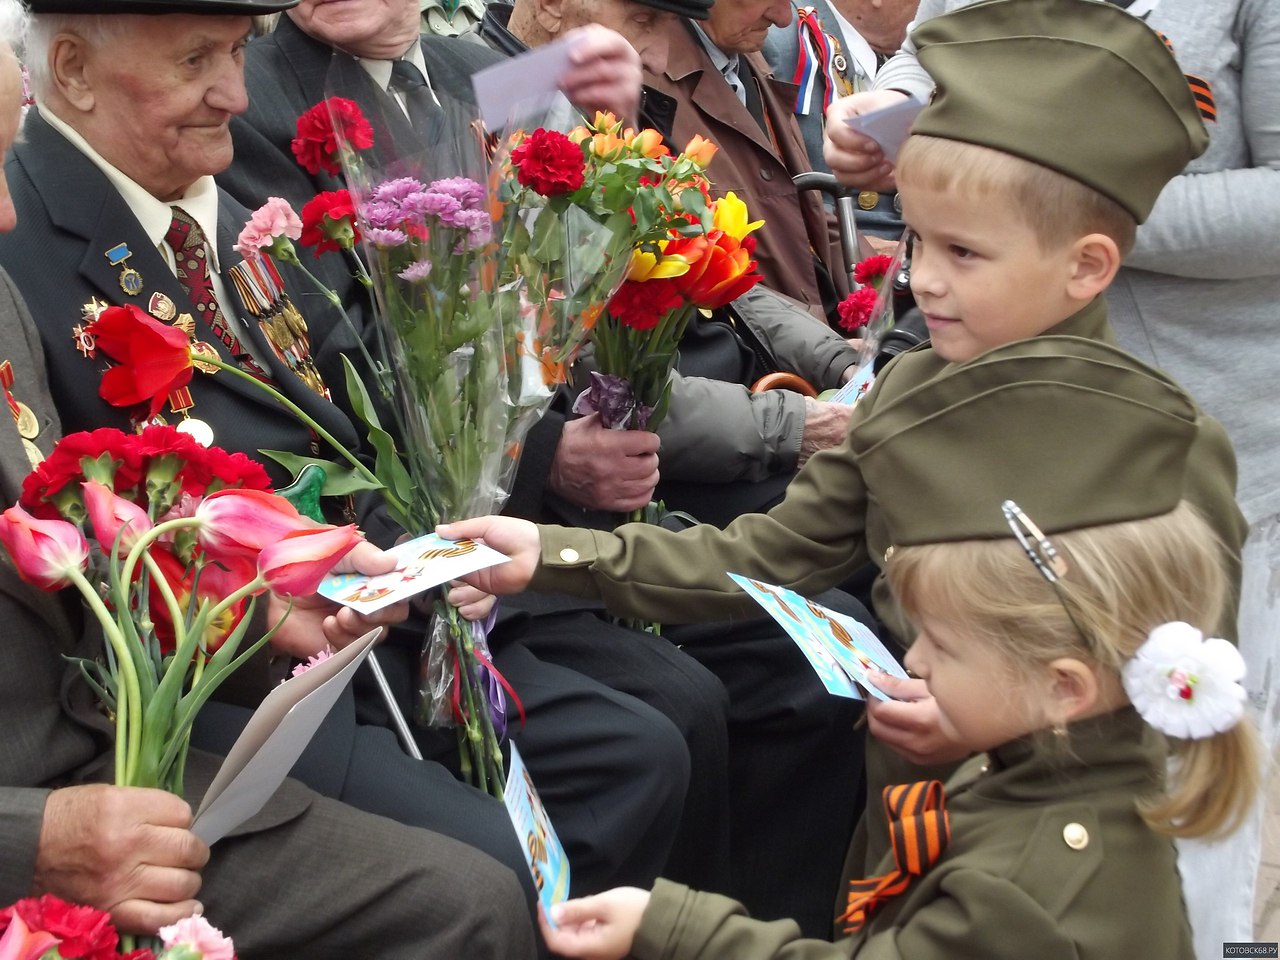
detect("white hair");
top-left (23, 12), bottom-right (128, 99)
top-left (0, 0), bottom-right (26, 53)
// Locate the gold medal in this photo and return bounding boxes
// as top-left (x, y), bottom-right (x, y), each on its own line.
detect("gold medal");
top-left (190, 340), bottom-right (221, 374)
top-left (105, 243), bottom-right (143, 297)
top-left (857, 190), bottom-right (879, 211)
top-left (176, 417), bottom-right (214, 446)
top-left (148, 292), bottom-right (177, 322)
top-left (15, 400), bottom-right (37, 439)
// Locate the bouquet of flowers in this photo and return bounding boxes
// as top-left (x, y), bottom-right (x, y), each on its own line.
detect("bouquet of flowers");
top-left (0, 895), bottom-right (233, 960)
top-left (492, 108), bottom-right (715, 445)
top-left (0, 425), bottom-right (361, 794)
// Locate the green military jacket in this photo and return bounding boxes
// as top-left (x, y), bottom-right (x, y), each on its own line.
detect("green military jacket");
top-left (630, 708), bottom-right (1193, 960)
top-left (530, 298), bottom-right (1246, 643)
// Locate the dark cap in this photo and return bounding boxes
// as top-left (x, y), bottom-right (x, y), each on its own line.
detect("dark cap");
top-left (852, 336), bottom-right (1201, 546)
top-left (908, 0), bottom-right (1209, 222)
top-left (26, 0), bottom-right (297, 13)
top-left (642, 0), bottom-right (713, 20)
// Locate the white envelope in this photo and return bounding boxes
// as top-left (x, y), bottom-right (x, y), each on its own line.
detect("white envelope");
top-left (471, 34), bottom-right (584, 128)
top-left (191, 628), bottom-right (382, 844)
top-left (844, 97), bottom-right (926, 164)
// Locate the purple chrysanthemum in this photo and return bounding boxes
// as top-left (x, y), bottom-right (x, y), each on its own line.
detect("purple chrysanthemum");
top-left (398, 258), bottom-right (433, 282)
top-left (365, 227), bottom-right (409, 248)
top-left (429, 176), bottom-right (485, 209)
top-left (371, 177), bottom-right (427, 204)
top-left (359, 199), bottom-right (403, 230)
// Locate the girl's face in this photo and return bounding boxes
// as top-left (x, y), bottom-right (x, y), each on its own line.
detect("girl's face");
top-left (905, 614), bottom-right (1048, 754)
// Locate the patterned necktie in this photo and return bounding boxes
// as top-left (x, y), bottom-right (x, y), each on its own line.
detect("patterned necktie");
top-left (838, 780), bottom-right (952, 934)
top-left (390, 57), bottom-right (428, 92)
top-left (164, 207), bottom-right (269, 381)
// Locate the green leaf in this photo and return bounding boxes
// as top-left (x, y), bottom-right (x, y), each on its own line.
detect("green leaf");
top-left (258, 451), bottom-right (386, 495)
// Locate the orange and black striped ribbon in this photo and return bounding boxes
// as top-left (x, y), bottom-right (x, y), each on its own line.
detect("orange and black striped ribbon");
top-left (1152, 31), bottom-right (1217, 122)
top-left (839, 780), bottom-right (951, 934)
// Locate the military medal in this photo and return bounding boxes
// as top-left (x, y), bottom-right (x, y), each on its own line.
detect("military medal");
top-left (104, 243), bottom-right (144, 296)
top-left (228, 254), bottom-right (330, 398)
top-left (0, 360), bottom-right (44, 467)
top-left (166, 385), bottom-right (214, 446)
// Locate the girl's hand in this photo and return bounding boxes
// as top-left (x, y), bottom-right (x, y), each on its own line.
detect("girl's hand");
top-left (865, 672), bottom-right (970, 765)
top-left (538, 888), bottom-right (651, 960)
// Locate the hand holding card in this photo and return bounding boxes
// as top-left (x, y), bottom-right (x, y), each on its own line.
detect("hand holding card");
top-left (843, 97), bottom-right (925, 164)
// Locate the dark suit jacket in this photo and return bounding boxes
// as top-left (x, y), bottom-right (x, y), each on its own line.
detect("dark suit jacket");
top-left (0, 111), bottom-right (381, 528)
top-left (642, 20), bottom-right (846, 319)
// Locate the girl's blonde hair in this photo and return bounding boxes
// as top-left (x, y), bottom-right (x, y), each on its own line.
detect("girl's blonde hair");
top-left (886, 501), bottom-right (1258, 840)
top-left (896, 134), bottom-right (1138, 256)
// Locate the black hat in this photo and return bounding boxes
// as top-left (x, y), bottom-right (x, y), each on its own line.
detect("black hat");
top-left (640, 0), bottom-right (713, 21)
top-left (26, 0), bottom-right (298, 13)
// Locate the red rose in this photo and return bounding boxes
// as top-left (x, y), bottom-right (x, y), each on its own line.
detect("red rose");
top-left (291, 97), bottom-right (373, 176)
top-left (852, 254), bottom-right (894, 287)
top-left (0, 895), bottom-right (119, 960)
top-left (299, 190), bottom-right (362, 257)
top-left (608, 278), bottom-right (683, 332)
top-left (21, 427), bottom-right (145, 518)
top-left (87, 305), bottom-right (194, 418)
top-left (510, 128), bottom-right (586, 197)
top-left (837, 286), bottom-right (880, 332)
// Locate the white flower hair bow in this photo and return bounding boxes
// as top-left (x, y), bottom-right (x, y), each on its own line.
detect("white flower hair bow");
top-left (1122, 622), bottom-right (1246, 740)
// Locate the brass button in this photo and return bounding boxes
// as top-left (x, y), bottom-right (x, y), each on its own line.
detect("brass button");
top-left (857, 190), bottom-right (879, 211)
top-left (558, 547), bottom-right (580, 563)
top-left (1062, 823), bottom-right (1089, 850)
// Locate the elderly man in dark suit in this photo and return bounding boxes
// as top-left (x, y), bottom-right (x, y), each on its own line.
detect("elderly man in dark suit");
top-left (1, 0), bottom-right (701, 906)
top-left (0, 11), bottom-right (533, 956)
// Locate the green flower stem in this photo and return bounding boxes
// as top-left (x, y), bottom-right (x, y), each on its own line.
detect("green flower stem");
top-left (142, 550), bottom-right (187, 656)
top-left (66, 566), bottom-right (141, 785)
top-left (196, 354), bottom-right (408, 520)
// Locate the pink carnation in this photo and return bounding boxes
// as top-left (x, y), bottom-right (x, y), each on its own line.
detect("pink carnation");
top-left (158, 915), bottom-right (236, 960)
top-left (235, 198), bottom-right (303, 258)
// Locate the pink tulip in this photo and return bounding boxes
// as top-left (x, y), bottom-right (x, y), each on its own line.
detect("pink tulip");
top-left (0, 505), bottom-right (90, 591)
top-left (195, 488), bottom-right (309, 561)
top-left (0, 911), bottom-right (60, 960)
top-left (259, 524), bottom-right (362, 596)
top-left (82, 481), bottom-right (153, 557)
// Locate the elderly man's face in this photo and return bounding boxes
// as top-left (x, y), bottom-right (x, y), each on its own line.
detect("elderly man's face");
top-left (703, 0), bottom-right (792, 53)
top-left (289, 0), bottom-right (421, 60)
top-left (560, 0), bottom-right (675, 74)
top-left (0, 45), bottom-right (20, 232)
top-left (78, 15), bottom-right (249, 201)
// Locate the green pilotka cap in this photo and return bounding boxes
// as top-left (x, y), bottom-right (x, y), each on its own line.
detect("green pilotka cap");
top-left (908, 0), bottom-right (1210, 222)
top-left (852, 337), bottom-right (1201, 546)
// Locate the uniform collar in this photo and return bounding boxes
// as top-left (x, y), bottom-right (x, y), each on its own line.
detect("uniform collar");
top-left (478, 2), bottom-right (528, 57)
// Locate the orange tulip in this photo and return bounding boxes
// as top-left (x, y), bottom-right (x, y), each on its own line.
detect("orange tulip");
top-left (683, 134), bottom-right (718, 168)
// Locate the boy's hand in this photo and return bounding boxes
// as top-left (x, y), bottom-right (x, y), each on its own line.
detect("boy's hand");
top-left (435, 517), bottom-right (541, 596)
top-left (824, 90), bottom-right (909, 191)
top-left (35, 785), bottom-right (209, 934)
top-left (538, 888), bottom-right (651, 960)
top-left (268, 540), bottom-right (410, 656)
top-left (447, 580), bottom-right (497, 621)
top-left (865, 672), bottom-right (970, 765)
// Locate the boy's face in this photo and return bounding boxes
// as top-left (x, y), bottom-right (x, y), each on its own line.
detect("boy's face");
top-left (905, 614), bottom-right (1044, 753)
top-left (899, 179), bottom-right (1085, 364)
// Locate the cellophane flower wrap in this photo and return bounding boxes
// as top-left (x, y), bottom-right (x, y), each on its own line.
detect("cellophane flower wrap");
top-left (318, 89), bottom-right (515, 795)
top-left (0, 894), bottom-right (235, 960)
top-left (490, 106), bottom-right (686, 466)
top-left (0, 426), bottom-right (360, 795)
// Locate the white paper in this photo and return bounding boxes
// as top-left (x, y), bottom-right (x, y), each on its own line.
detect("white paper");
top-left (844, 97), bottom-right (926, 164)
top-left (471, 35), bottom-right (585, 129)
top-left (504, 742), bottom-right (571, 926)
top-left (191, 628), bottom-right (382, 844)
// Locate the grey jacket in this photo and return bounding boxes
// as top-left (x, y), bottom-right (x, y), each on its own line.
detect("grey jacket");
top-left (877, 0), bottom-right (1280, 524)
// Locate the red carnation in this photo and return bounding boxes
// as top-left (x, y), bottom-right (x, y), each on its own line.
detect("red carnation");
top-left (608, 278), bottom-right (683, 332)
top-left (87, 305), bottom-right (194, 418)
top-left (21, 427), bottom-right (145, 518)
top-left (291, 96), bottom-right (373, 176)
top-left (299, 190), bottom-right (362, 257)
top-left (852, 253), bottom-right (894, 287)
top-left (837, 286), bottom-right (880, 332)
top-left (0, 895), bottom-right (119, 960)
top-left (510, 128), bottom-right (586, 197)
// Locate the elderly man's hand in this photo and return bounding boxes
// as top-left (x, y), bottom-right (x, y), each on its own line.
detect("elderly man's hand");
top-left (267, 540), bottom-right (410, 658)
top-left (549, 413), bottom-right (660, 512)
top-left (34, 785), bottom-right (210, 934)
top-left (798, 397), bottom-right (854, 466)
top-left (558, 25), bottom-right (643, 122)
top-left (824, 90), bottom-right (909, 191)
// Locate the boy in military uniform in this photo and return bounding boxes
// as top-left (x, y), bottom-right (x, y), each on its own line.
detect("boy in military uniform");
top-left (442, 0), bottom-right (1248, 883)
